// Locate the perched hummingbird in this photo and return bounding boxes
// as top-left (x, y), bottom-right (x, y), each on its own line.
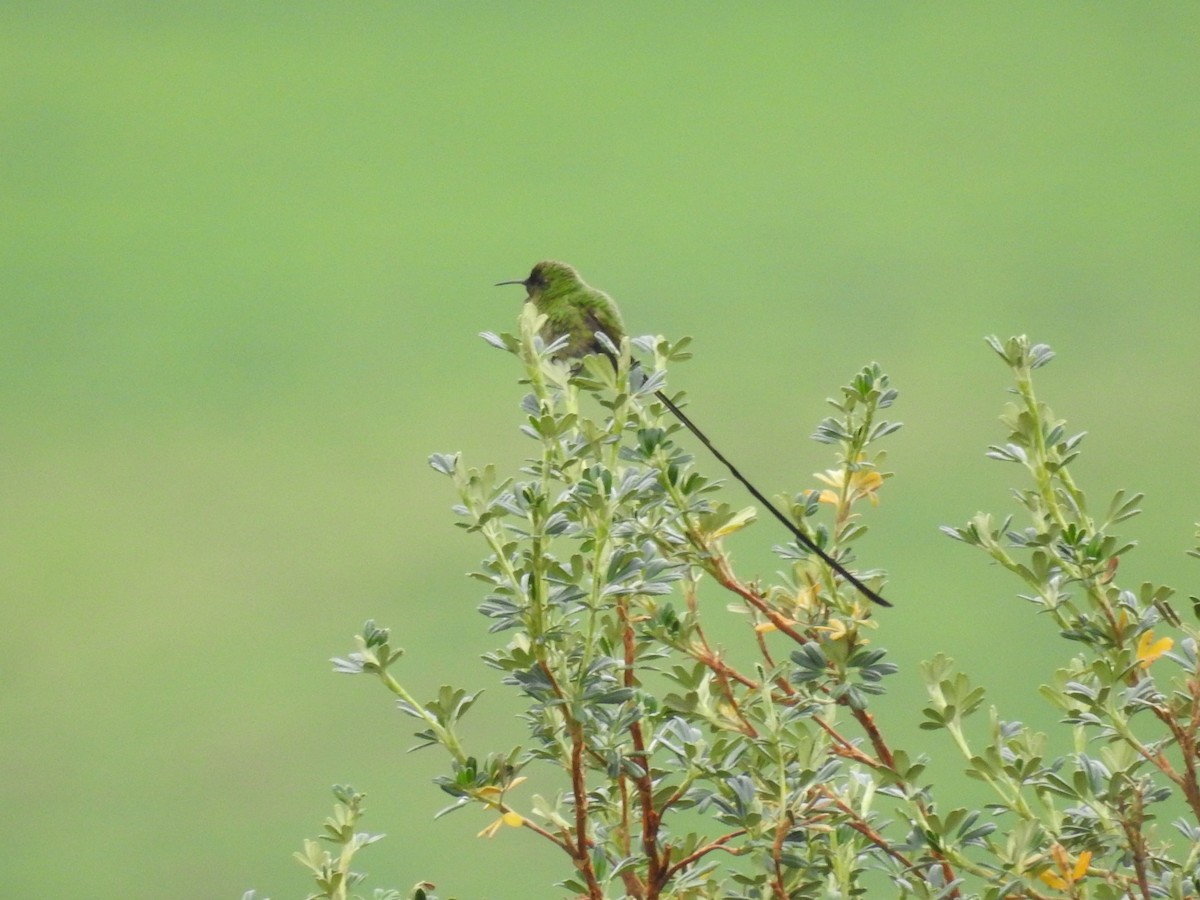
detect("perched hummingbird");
top-left (497, 260), bottom-right (892, 608)
top-left (495, 260), bottom-right (626, 362)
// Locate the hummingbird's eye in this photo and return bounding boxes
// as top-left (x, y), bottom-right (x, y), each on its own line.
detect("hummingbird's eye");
top-left (527, 267), bottom-right (546, 288)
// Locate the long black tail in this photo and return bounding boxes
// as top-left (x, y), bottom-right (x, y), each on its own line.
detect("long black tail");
top-left (653, 389), bottom-right (892, 608)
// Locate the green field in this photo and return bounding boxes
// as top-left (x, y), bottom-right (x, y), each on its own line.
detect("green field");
top-left (4, 5), bottom-right (1199, 897)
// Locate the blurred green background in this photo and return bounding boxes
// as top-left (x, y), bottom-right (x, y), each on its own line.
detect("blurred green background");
top-left (4, 4), bottom-right (1199, 897)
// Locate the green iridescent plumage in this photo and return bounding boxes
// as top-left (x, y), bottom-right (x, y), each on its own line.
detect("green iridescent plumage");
top-left (496, 260), bottom-right (626, 361)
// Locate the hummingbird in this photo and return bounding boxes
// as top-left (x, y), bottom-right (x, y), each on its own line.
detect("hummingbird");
top-left (495, 260), bottom-right (627, 362)
top-left (496, 261), bottom-right (892, 609)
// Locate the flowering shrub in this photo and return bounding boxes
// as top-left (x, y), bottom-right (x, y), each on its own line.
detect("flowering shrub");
top-left (253, 318), bottom-right (1200, 900)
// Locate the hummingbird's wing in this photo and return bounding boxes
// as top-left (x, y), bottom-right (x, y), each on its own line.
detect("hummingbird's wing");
top-left (581, 308), bottom-right (621, 365)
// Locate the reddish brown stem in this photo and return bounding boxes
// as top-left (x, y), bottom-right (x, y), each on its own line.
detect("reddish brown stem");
top-left (1119, 797), bottom-right (1152, 900)
top-left (816, 786), bottom-right (914, 869)
top-left (569, 727), bottom-right (604, 900)
top-left (620, 598), bottom-right (666, 896)
top-left (663, 829), bottom-right (746, 879)
top-left (849, 706), bottom-right (896, 769)
top-left (710, 555), bottom-right (810, 644)
top-left (769, 816), bottom-right (791, 899)
top-left (813, 714), bottom-right (878, 767)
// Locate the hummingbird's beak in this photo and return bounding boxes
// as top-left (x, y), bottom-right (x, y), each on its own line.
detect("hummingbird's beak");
top-left (494, 278), bottom-right (528, 287)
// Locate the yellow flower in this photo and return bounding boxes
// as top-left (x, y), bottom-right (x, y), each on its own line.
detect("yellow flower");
top-left (793, 584), bottom-right (820, 612)
top-left (478, 810), bottom-right (525, 838)
top-left (475, 774), bottom-right (529, 837)
top-left (816, 618), bottom-right (851, 642)
top-left (1136, 631), bottom-right (1173, 668)
top-left (814, 466), bottom-right (883, 507)
top-left (1038, 845), bottom-right (1091, 890)
top-left (477, 775), bottom-right (527, 806)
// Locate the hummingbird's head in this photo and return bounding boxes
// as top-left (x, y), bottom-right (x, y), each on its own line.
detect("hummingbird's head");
top-left (495, 260), bottom-right (583, 300)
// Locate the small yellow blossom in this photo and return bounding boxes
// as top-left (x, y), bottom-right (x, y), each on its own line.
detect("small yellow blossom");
top-left (478, 810), bottom-right (525, 838)
top-left (1136, 631), bottom-right (1173, 668)
top-left (476, 775), bottom-right (527, 806)
top-left (793, 584), bottom-right (820, 612)
top-left (816, 618), bottom-right (851, 642)
top-left (812, 617), bottom-right (870, 645)
top-left (814, 466), bottom-right (883, 507)
top-left (1038, 845), bottom-right (1091, 890)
